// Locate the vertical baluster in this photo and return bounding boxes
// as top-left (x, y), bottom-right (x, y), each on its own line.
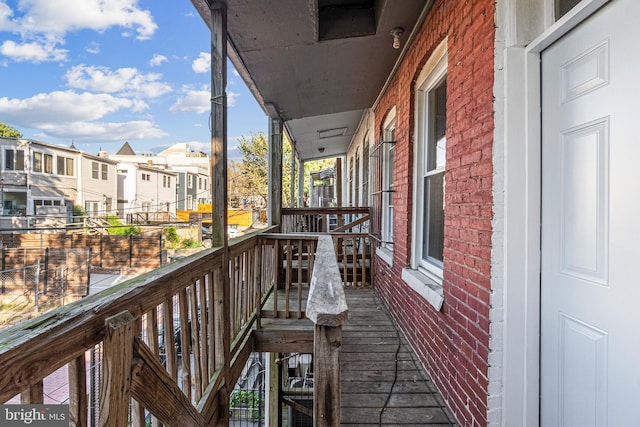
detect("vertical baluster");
top-left (178, 289), bottom-right (191, 400)
top-left (69, 353), bottom-right (88, 427)
top-left (297, 239), bottom-right (303, 319)
top-left (199, 276), bottom-right (209, 385)
top-left (163, 297), bottom-right (177, 381)
top-left (188, 283), bottom-right (202, 401)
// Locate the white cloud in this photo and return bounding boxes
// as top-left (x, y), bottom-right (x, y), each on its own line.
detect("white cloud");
top-left (170, 88), bottom-right (209, 114)
top-left (64, 64), bottom-right (172, 98)
top-left (9, 0), bottom-right (158, 40)
top-left (0, 40), bottom-right (67, 62)
top-left (0, 0), bottom-right (157, 63)
top-left (0, 90), bottom-right (164, 141)
top-left (149, 53), bottom-right (167, 67)
top-left (170, 87), bottom-right (238, 114)
top-left (227, 91), bottom-right (238, 107)
top-left (0, 91), bottom-right (147, 124)
top-left (85, 42), bottom-right (100, 54)
top-left (192, 52), bottom-right (210, 73)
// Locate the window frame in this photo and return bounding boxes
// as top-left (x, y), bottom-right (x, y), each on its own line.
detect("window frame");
top-left (101, 164), bottom-right (108, 180)
top-left (380, 108), bottom-right (396, 256)
top-left (410, 46), bottom-right (448, 280)
top-left (33, 152), bottom-right (43, 173)
top-left (5, 149), bottom-right (25, 171)
top-left (92, 162), bottom-right (99, 179)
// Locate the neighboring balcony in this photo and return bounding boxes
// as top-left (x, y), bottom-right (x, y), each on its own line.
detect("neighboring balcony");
top-left (0, 207), bottom-right (456, 425)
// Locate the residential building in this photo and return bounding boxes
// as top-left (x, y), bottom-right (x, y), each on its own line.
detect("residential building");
top-left (0, 137), bottom-right (117, 230)
top-left (2, 1), bottom-right (637, 426)
top-left (116, 162), bottom-right (177, 218)
top-left (110, 141), bottom-right (210, 213)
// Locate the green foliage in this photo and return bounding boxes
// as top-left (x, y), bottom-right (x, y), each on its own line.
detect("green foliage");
top-left (181, 238), bottom-right (202, 248)
top-left (229, 390), bottom-right (260, 419)
top-left (237, 131), bottom-right (269, 204)
top-left (73, 205), bottom-right (86, 217)
top-left (0, 122), bottom-right (22, 138)
top-left (163, 226), bottom-right (180, 246)
top-left (106, 216), bottom-right (141, 236)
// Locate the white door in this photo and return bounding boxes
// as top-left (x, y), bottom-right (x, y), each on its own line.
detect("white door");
top-left (541, 1), bottom-right (640, 425)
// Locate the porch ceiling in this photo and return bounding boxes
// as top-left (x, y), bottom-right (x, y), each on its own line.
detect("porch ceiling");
top-left (189, 0), bottom-right (429, 161)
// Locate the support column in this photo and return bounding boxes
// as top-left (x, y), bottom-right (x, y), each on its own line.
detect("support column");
top-left (210, 0), bottom-right (228, 250)
top-left (298, 157), bottom-right (304, 207)
top-left (210, 3), bottom-right (230, 424)
top-left (267, 118), bottom-right (283, 226)
top-left (336, 158), bottom-right (343, 227)
top-left (290, 151), bottom-right (296, 208)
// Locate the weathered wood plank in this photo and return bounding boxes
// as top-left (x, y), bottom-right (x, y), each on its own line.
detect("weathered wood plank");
top-left (20, 381), bottom-right (43, 404)
top-left (130, 337), bottom-right (204, 426)
top-left (68, 354), bottom-right (87, 427)
top-left (99, 311), bottom-right (134, 427)
top-left (314, 324), bottom-right (341, 426)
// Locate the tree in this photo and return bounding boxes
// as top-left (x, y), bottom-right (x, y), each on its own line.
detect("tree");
top-left (237, 132), bottom-right (269, 205)
top-left (0, 122), bottom-right (22, 138)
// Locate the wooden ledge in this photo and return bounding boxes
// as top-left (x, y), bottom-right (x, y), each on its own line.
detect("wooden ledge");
top-left (306, 235), bottom-right (348, 327)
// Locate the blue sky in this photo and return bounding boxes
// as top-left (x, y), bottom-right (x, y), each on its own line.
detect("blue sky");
top-left (0, 0), bottom-right (268, 158)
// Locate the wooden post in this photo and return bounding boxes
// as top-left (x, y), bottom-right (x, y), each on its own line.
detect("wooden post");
top-left (99, 311), bottom-right (135, 427)
top-left (306, 235), bottom-right (348, 426)
top-left (298, 157), bottom-right (305, 207)
top-left (210, 0), bottom-right (228, 250)
top-left (336, 158), bottom-right (343, 227)
top-left (20, 381), bottom-right (43, 404)
top-left (69, 354), bottom-right (88, 427)
top-left (290, 150), bottom-right (296, 208)
top-left (267, 352), bottom-right (280, 426)
top-left (268, 118), bottom-right (283, 226)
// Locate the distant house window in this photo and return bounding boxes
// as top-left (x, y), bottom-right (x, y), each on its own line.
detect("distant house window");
top-left (188, 175), bottom-right (193, 189)
top-left (92, 162), bottom-right (99, 179)
top-left (85, 201), bottom-right (100, 216)
top-left (44, 154), bottom-right (53, 174)
top-left (199, 177), bottom-right (203, 190)
top-left (33, 152), bottom-right (42, 172)
top-left (5, 149), bottom-right (25, 171)
top-left (204, 179), bottom-right (207, 191)
top-left (163, 176), bottom-right (167, 187)
top-left (57, 156), bottom-right (74, 176)
top-left (101, 164), bottom-right (108, 180)
top-left (142, 173), bottom-right (151, 181)
top-left (167, 176), bottom-right (171, 188)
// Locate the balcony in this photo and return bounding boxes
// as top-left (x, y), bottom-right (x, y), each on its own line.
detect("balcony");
top-left (0, 207), bottom-right (455, 425)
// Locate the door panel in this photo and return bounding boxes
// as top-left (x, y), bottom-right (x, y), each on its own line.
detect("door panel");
top-left (541, 1), bottom-right (640, 425)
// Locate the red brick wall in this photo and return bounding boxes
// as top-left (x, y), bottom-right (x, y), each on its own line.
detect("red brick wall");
top-left (373, 0), bottom-right (494, 425)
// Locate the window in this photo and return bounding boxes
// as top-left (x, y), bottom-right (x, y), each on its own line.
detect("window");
top-left (92, 162), bottom-right (99, 179)
top-left (199, 177), bottom-right (202, 190)
top-left (188, 175), bottom-right (193, 189)
top-left (142, 173), bottom-right (150, 181)
top-left (355, 150), bottom-right (360, 207)
top-left (556, 0), bottom-right (581, 19)
top-left (56, 156), bottom-right (74, 176)
top-left (101, 164), bottom-right (108, 180)
top-left (5, 149), bottom-right (25, 171)
top-left (381, 110), bottom-right (396, 253)
top-left (33, 152), bottom-right (42, 172)
top-left (363, 135), bottom-right (369, 207)
top-left (44, 154), bottom-right (53, 174)
top-left (203, 179), bottom-right (207, 191)
top-left (412, 48), bottom-right (447, 276)
top-left (85, 201), bottom-right (100, 216)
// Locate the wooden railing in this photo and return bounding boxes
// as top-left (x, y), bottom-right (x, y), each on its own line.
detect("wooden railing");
top-left (306, 235), bottom-right (347, 426)
top-left (0, 222), bottom-right (358, 426)
top-left (0, 226), bottom-right (280, 426)
top-left (282, 207), bottom-right (371, 287)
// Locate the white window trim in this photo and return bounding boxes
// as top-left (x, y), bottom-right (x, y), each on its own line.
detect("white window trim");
top-left (379, 106), bottom-right (396, 264)
top-left (405, 39), bottom-right (447, 303)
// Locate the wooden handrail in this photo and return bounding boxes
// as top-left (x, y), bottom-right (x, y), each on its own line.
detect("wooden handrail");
top-left (306, 235), bottom-right (348, 426)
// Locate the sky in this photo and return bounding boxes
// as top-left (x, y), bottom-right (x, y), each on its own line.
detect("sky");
top-left (0, 0), bottom-right (268, 158)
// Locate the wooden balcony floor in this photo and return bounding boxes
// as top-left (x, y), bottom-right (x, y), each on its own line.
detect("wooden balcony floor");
top-left (259, 287), bottom-right (458, 425)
